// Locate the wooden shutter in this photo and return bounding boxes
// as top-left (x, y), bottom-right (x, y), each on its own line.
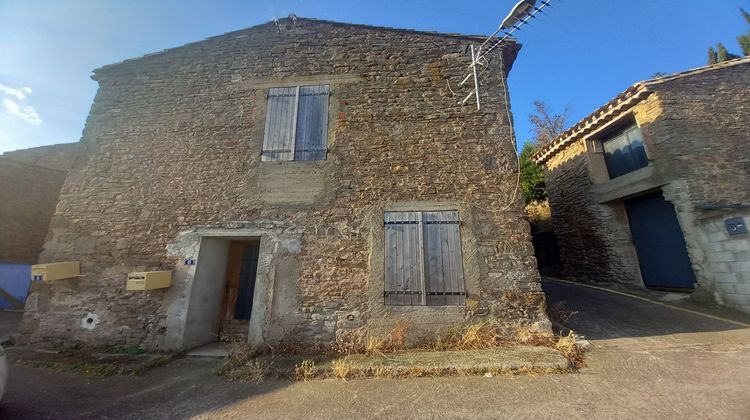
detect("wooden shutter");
top-left (262, 87), bottom-right (297, 161)
top-left (294, 85), bottom-right (329, 161)
top-left (423, 211), bottom-right (466, 306)
top-left (384, 212), bottom-right (424, 306)
top-left (384, 210), bottom-right (466, 306)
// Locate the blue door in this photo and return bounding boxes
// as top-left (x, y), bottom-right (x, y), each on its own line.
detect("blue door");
top-left (234, 242), bottom-right (260, 320)
top-left (624, 191), bottom-right (696, 290)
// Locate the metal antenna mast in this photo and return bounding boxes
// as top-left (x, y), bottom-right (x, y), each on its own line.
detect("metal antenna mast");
top-left (458, 0), bottom-right (554, 110)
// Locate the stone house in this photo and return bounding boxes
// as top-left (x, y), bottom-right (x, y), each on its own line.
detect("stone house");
top-left (0, 143), bottom-right (79, 265)
top-left (0, 143), bottom-right (79, 309)
top-left (20, 17), bottom-right (549, 351)
top-left (535, 57), bottom-right (750, 314)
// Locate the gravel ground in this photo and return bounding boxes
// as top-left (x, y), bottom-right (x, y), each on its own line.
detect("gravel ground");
top-left (1, 279), bottom-right (749, 419)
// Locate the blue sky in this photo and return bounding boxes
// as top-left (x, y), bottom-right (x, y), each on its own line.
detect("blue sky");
top-left (0, 0), bottom-right (748, 153)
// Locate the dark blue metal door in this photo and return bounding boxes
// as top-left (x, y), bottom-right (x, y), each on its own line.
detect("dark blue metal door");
top-left (234, 242), bottom-right (260, 320)
top-left (624, 191), bottom-right (696, 290)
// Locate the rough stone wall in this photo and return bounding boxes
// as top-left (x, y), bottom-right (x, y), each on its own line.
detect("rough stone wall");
top-left (0, 143), bottom-right (79, 264)
top-left (640, 64), bottom-right (750, 312)
top-left (21, 19), bottom-right (547, 350)
top-left (2, 143), bottom-right (80, 173)
top-left (543, 140), bottom-right (640, 284)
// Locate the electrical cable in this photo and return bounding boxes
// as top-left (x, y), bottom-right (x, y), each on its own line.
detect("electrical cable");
top-left (497, 53), bottom-right (521, 211)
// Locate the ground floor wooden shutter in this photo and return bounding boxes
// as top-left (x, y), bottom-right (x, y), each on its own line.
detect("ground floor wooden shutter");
top-left (423, 211), bottom-right (466, 306)
top-left (384, 211), bottom-right (466, 306)
top-left (384, 212), bottom-right (424, 305)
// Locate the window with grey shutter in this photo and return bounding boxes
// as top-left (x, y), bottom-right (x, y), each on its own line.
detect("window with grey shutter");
top-left (262, 85), bottom-right (329, 161)
top-left (384, 211), bottom-right (466, 306)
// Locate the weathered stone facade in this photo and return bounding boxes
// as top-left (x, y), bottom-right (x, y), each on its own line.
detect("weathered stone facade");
top-left (536, 58), bottom-right (750, 314)
top-left (21, 18), bottom-right (548, 351)
top-left (0, 143), bottom-right (79, 264)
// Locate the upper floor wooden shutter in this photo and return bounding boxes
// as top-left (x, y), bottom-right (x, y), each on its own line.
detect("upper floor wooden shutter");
top-left (262, 87), bottom-right (297, 161)
top-left (295, 85), bottom-right (329, 161)
top-left (262, 85), bottom-right (329, 161)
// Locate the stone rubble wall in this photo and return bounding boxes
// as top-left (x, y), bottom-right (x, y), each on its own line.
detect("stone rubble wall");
top-left (543, 140), bottom-right (641, 285)
top-left (1, 143), bottom-right (80, 173)
top-left (0, 143), bottom-right (80, 264)
top-left (643, 64), bottom-right (750, 313)
top-left (21, 20), bottom-right (548, 350)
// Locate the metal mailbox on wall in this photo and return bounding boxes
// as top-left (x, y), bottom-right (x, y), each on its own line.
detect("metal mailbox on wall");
top-left (725, 217), bottom-right (748, 236)
top-left (126, 271), bottom-right (172, 291)
top-left (31, 262), bottom-right (80, 282)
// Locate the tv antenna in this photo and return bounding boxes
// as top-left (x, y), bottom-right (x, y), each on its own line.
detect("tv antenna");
top-left (458, 0), bottom-right (554, 110)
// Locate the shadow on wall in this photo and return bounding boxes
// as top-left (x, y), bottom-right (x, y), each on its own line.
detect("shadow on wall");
top-left (0, 264), bottom-right (31, 310)
top-left (542, 140), bottom-right (624, 283)
top-left (526, 201), bottom-right (561, 277)
top-left (531, 231), bottom-right (561, 276)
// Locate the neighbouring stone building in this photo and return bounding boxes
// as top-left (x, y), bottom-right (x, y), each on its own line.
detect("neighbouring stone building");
top-left (21, 17), bottom-right (549, 351)
top-left (535, 57), bottom-right (750, 314)
top-left (0, 143), bottom-right (79, 265)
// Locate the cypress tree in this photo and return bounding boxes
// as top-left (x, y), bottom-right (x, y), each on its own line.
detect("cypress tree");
top-left (716, 43), bottom-right (740, 62)
top-left (706, 8), bottom-right (749, 63)
top-left (708, 46), bottom-right (718, 65)
top-left (738, 8), bottom-right (750, 56)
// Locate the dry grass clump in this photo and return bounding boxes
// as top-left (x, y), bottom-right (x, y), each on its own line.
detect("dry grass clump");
top-left (231, 358), bottom-right (272, 384)
top-left (334, 321), bottom-right (409, 355)
top-left (333, 329), bottom-right (368, 355)
top-left (331, 357), bottom-right (354, 380)
top-left (365, 321), bottom-right (408, 354)
top-left (217, 344), bottom-right (287, 383)
top-left (431, 320), bottom-right (553, 351)
top-left (294, 359), bottom-right (316, 381)
top-left (428, 320), bottom-right (587, 369)
top-left (216, 341), bottom-right (259, 378)
top-left (554, 331), bottom-right (586, 368)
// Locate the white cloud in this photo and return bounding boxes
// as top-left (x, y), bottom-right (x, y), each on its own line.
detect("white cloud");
top-left (0, 84), bottom-right (32, 101)
top-left (3, 98), bottom-right (42, 125)
top-left (0, 83), bottom-right (42, 125)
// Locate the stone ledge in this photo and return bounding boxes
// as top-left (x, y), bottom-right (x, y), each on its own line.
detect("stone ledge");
top-left (330, 346), bottom-right (570, 375)
top-left (224, 346), bottom-right (572, 382)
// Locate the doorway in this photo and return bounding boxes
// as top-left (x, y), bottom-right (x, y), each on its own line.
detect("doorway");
top-left (624, 191), bottom-right (696, 290)
top-left (219, 240), bottom-right (261, 341)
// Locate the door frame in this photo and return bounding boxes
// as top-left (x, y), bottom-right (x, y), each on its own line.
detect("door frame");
top-left (165, 228), bottom-right (284, 351)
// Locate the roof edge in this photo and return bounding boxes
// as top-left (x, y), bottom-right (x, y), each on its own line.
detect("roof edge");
top-left (93, 16), bottom-right (517, 75)
top-left (533, 85), bottom-right (651, 164)
top-left (534, 55), bottom-right (750, 165)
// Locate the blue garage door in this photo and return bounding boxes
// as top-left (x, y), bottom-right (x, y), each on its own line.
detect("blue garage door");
top-left (0, 264), bottom-right (32, 309)
top-left (624, 191), bottom-right (696, 290)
